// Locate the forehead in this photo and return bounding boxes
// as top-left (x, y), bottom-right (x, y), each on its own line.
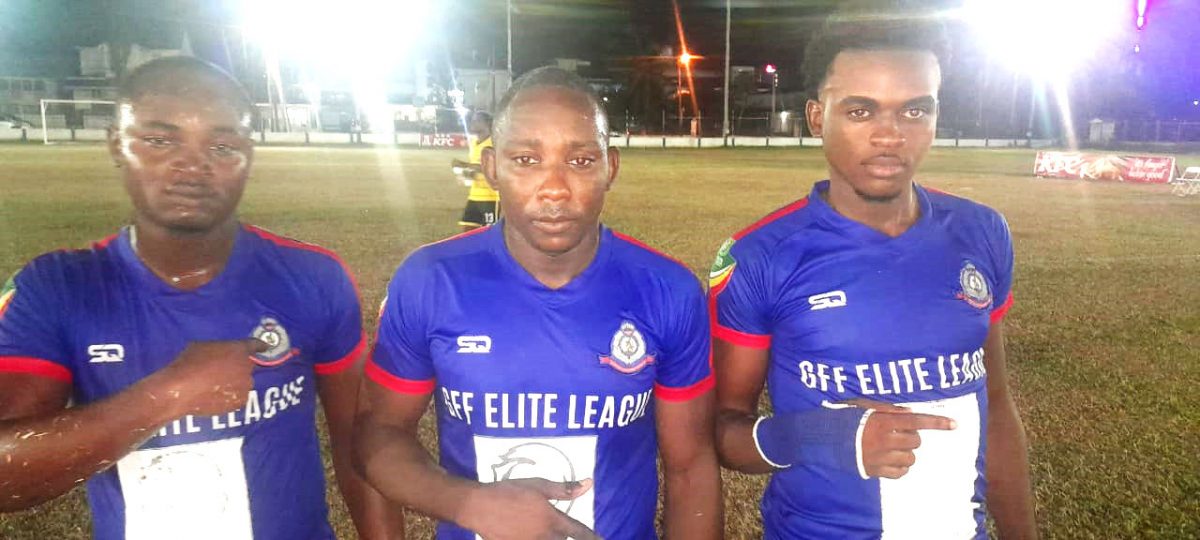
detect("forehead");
top-left (500, 87), bottom-right (603, 143)
top-left (121, 92), bottom-right (248, 130)
top-left (822, 49), bottom-right (941, 100)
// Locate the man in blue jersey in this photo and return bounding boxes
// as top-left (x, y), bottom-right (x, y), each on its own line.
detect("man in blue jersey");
top-left (0, 57), bottom-right (403, 539)
top-left (710, 9), bottom-right (1037, 540)
top-left (354, 67), bottom-right (722, 540)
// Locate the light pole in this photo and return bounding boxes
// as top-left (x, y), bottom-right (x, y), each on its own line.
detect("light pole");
top-left (506, 0), bottom-right (513, 75)
top-left (722, 0), bottom-right (731, 143)
top-left (766, 64), bottom-right (777, 135)
top-left (678, 51), bottom-right (695, 132)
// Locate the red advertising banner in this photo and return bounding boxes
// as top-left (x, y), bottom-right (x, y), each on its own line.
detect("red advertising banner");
top-left (419, 133), bottom-right (467, 148)
top-left (1033, 151), bottom-right (1177, 184)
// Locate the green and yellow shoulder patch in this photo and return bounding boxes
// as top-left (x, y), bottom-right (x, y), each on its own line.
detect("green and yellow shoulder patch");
top-left (0, 272), bottom-right (17, 319)
top-left (708, 238), bottom-right (737, 291)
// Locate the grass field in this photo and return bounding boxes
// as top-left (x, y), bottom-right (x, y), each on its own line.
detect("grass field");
top-left (0, 143), bottom-right (1197, 539)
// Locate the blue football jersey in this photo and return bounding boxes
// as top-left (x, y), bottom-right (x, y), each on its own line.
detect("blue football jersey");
top-left (711, 181), bottom-right (1014, 539)
top-left (0, 225), bottom-right (365, 540)
top-left (369, 223), bottom-right (713, 540)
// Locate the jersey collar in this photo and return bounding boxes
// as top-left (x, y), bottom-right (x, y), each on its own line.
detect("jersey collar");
top-left (808, 179), bottom-right (935, 248)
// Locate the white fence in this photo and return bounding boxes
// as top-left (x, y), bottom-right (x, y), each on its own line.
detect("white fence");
top-left (0, 127), bottom-right (1056, 149)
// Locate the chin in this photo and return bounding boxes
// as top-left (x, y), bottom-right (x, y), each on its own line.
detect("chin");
top-left (155, 212), bottom-right (226, 235)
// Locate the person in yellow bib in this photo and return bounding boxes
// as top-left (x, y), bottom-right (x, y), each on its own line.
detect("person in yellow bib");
top-left (451, 111), bottom-right (499, 231)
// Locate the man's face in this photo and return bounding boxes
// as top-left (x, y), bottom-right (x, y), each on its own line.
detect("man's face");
top-left (482, 87), bottom-right (619, 256)
top-left (806, 49), bottom-right (940, 202)
top-left (108, 87), bottom-right (254, 234)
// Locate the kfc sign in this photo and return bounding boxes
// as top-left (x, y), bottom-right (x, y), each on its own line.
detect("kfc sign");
top-left (420, 133), bottom-right (468, 148)
top-left (1034, 152), bottom-right (1176, 184)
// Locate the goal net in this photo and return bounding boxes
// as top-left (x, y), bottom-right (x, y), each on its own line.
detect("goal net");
top-left (39, 99), bottom-right (117, 144)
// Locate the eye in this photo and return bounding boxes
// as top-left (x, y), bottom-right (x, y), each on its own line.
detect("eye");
top-left (568, 156), bottom-right (595, 167)
top-left (513, 155), bottom-right (539, 166)
top-left (847, 109), bottom-right (870, 120)
top-left (903, 107), bottom-right (929, 119)
top-left (210, 143), bottom-right (238, 156)
top-left (142, 135), bottom-right (172, 148)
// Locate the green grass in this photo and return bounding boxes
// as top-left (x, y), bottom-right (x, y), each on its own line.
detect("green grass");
top-left (1, 144), bottom-right (1197, 539)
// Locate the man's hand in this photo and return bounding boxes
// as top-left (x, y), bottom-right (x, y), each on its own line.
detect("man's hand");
top-left (147, 339), bottom-right (267, 417)
top-left (846, 399), bottom-right (957, 479)
top-left (457, 478), bottom-right (601, 540)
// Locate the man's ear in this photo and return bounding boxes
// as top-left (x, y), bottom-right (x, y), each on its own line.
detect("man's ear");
top-left (805, 98), bottom-right (824, 137)
top-left (482, 146), bottom-right (499, 190)
top-left (603, 147), bottom-right (620, 192)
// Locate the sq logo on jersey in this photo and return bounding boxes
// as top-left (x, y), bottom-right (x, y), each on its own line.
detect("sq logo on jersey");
top-left (473, 435), bottom-right (597, 536)
top-left (599, 321), bottom-right (655, 374)
top-left (250, 317), bottom-right (299, 367)
top-left (956, 262), bottom-right (993, 309)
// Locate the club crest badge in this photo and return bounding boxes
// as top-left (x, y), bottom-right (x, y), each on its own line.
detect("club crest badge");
top-left (250, 317), bottom-right (299, 367)
top-left (956, 262), bottom-right (993, 309)
top-left (599, 321), bottom-right (655, 374)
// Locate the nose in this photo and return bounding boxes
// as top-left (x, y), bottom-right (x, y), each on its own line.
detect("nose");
top-left (170, 143), bottom-right (212, 177)
top-left (870, 114), bottom-right (906, 149)
top-left (537, 163), bottom-right (571, 203)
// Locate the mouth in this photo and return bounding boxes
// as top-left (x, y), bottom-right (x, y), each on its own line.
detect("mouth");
top-left (861, 155), bottom-right (908, 178)
top-left (163, 185), bottom-right (217, 211)
top-left (532, 216), bottom-right (575, 234)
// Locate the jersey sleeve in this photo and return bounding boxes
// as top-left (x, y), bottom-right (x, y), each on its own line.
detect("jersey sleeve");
top-left (653, 276), bottom-right (714, 401)
top-left (988, 211), bottom-right (1015, 323)
top-left (312, 260), bottom-right (366, 376)
top-left (366, 255), bottom-right (437, 394)
top-left (0, 263), bottom-right (73, 383)
top-left (708, 237), bottom-right (773, 349)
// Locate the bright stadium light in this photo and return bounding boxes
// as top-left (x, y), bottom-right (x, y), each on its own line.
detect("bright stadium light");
top-left (240, 0), bottom-right (437, 134)
top-left (963, 0), bottom-right (1127, 79)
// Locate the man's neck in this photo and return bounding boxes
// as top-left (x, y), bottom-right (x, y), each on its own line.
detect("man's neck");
top-left (130, 218), bottom-right (238, 289)
top-left (824, 179), bottom-right (921, 238)
top-left (503, 224), bottom-right (600, 290)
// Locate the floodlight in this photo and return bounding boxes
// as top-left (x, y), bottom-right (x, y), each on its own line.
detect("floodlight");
top-left (963, 0), bottom-right (1127, 79)
top-left (240, 0), bottom-right (437, 134)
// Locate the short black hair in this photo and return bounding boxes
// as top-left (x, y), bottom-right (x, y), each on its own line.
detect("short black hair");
top-left (802, 1), bottom-right (951, 98)
top-left (117, 56), bottom-right (253, 118)
top-left (492, 66), bottom-right (608, 146)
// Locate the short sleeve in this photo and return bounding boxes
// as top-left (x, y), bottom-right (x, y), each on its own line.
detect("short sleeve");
top-left (988, 212), bottom-right (1015, 324)
top-left (365, 255), bottom-right (437, 394)
top-left (312, 260), bottom-right (366, 376)
top-left (653, 276), bottom-right (713, 401)
top-left (708, 237), bottom-right (773, 349)
top-left (0, 264), bottom-right (73, 383)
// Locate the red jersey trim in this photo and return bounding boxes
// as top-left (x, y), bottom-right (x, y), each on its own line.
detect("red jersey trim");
top-left (990, 292), bottom-right (1014, 324)
top-left (610, 230), bottom-right (689, 269)
top-left (708, 277), bottom-right (771, 349)
top-left (92, 233), bottom-right (119, 249)
top-left (315, 332), bottom-right (367, 375)
top-left (365, 359), bottom-right (435, 394)
top-left (420, 225), bottom-right (491, 249)
top-left (0, 356), bottom-right (72, 383)
top-left (655, 374), bottom-right (715, 402)
top-left (732, 198), bottom-right (809, 241)
top-left (244, 225), bottom-right (362, 295)
top-left (713, 325), bottom-right (772, 349)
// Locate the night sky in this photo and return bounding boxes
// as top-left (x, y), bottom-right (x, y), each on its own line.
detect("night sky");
top-left (1, 0), bottom-right (1197, 124)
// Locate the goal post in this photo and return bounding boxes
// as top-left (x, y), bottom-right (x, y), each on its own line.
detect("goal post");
top-left (39, 99), bottom-right (117, 144)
